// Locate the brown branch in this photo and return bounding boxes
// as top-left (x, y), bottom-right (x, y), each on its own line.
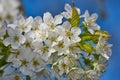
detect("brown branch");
top-left (72, 0), bottom-right (75, 7)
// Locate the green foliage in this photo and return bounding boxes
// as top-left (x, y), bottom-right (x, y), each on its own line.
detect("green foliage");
top-left (77, 42), bottom-right (93, 55)
top-left (95, 30), bottom-right (111, 38)
top-left (83, 43), bottom-right (94, 55)
top-left (0, 70), bottom-right (4, 77)
top-left (80, 33), bottom-right (99, 44)
top-left (0, 40), bottom-right (11, 68)
top-left (26, 75), bottom-right (31, 80)
top-left (68, 7), bottom-right (80, 27)
top-left (93, 54), bottom-right (100, 60)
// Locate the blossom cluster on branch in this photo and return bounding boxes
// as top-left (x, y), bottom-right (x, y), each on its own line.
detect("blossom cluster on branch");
top-left (0, 3), bottom-right (112, 80)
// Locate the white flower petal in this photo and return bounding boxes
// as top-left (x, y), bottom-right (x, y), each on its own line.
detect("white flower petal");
top-left (34, 16), bottom-right (42, 24)
top-left (71, 36), bottom-right (81, 43)
top-left (19, 35), bottom-right (26, 44)
top-left (61, 12), bottom-right (70, 19)
top-left (62, 21), bottom-right (71, 29)
top-left (88, 28), bottom-right (94, 34)
top-left (3, 38), bottom-right (11, 46)
top-left (12, 59), bottom-right (21, 68)
top-left (65, 4), bottom-right (72, 13)
top-left (54, 15), bottom-right (63, 25)
top-left (91, 13), bottom-right (98, 21)
top-left (12, 42), bottom-right (20, 49)
top-left (43, 12), bottom-right (53, 24)
top-left (25, 16), bottom-right (34, 26)
top-left (7, 27), bottom-right (15, 36)
top-left (71, 27), bottom-right (81, 35)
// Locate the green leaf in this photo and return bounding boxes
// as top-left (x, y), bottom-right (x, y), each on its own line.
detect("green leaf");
top-left (68, 7), bottom-right (80, 27)
top-left (77, 42), bottom-right (84, 50)
top-left (26, 75), bottom-right (31, 80)
top-left (93, 54), bottom-right (100, 60)
top-left (77, 42), bottom-right (94, 55)
top-left (80, 33), bottom-right (92, 41)
top-left (83, 43), bottom-right (94, 55)
top-left (84, 58), bottom-right (91, 65)
top-left (83, 58), bottom-right (94, 69)
top-left (80, 33), bottom-right (99, 44)
top-left (0, 70), bottom-right (4, 77)
top-left (82, 22), bottom-right (90, 33)
top-left (0, 57), bottom-right (7, 67)
top-left (0, 40), bottom-right (11, 67)
top-left (95, 30), bottom-right (111, 38)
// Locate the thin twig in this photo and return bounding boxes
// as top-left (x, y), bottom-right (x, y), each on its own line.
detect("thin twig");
top-left (72, 0), bottom-right (75, 7)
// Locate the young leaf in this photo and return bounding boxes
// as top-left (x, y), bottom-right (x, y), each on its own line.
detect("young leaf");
top-left (80, 33), bottom-right (92, 41)
top-left (0, 57), bottom-right (7, 67)
top-left (0, 40), bottom-right (11, 67)
top-left (26, 75), bottom-right (31, 80)
top-left (83, 43), bottom-right (94, 55)
top-left (0, 70), bottom-right (4, 77)
top-left (68, 7), bottom-right (80, 27)
top-left (77, 42), bottom-right (93, 55)
top-left (80, 33), bottom-right (99, 44)
top-left (95, 30), bottom-right (111, 38)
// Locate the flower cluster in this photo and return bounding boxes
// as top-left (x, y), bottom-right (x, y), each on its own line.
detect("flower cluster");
top-left (0, 3), bottom-right (112, 80)
top-left (0, 0), bottom-right (22, 24)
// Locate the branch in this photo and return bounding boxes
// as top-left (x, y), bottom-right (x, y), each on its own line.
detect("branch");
top-left (72, 0), bottom-right (75, 7)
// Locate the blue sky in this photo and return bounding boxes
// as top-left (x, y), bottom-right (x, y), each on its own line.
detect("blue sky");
top-left (21, 0), bottom-right (120, 80)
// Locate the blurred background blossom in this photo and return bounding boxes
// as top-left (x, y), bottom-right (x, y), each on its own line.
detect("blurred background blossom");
top-left (0, 0), bottom-right (24, 24)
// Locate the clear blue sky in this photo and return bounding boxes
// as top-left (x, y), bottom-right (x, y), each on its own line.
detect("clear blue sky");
top-left (21, 0), bottom-right (120, 80)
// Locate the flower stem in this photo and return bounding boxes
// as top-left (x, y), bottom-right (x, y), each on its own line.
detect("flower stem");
top-left (72, 0), bottom-right (75, 7)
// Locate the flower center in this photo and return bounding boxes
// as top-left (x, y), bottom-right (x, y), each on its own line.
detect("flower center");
top-left (69, 45), bottom-right (74, 51)
top-left (14, 75), bottom-right (20, 80)
top-left (21, 59), bottom-right (28, 66)
top-left (33, 60), bottom-right (39, 66)
top-left (50, 36), bottom-right (56, 42)
top-left (14, 51), bottom-right (20, 58)
top-left (6, 14), bottom-right (12, 19)
top-left (61, 62), bottom-right (67, 70)
top-left (50, 23), bottom-right (55, 29)
top-left (14, 36), bottom-right (19, 42)
top-left (41, 46), bottom-right (48, 53)
top-left (33, 25), bottom-right (39, 30)
top-left (57, 41), bottom-right (64, 48)
top-left (65, 30), bottom-right (72, 37)
top-left (39, 32), bottom-right (46, 39)
top-left (25, 41), bottom-right (31, 47)
top-left (20, 24), bottom-right (25, 30)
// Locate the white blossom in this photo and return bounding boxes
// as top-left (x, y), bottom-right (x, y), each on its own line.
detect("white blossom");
top-left (95, 36), bottom-right (112, 60)
top-left (61, 3), bottom-right (80, 19)
top-left (82, 10), bottom-right (100, 34)
top-left (15, 16), bottom-right (34, 33)
top-left (0, 72), bottom-right (23, 80)
top-left (33, 40), bottom-right (55, 61)
top-left (3, 27), bottom-right (25, 49)
top-left (57, 21), bottom-right (81, 45)
top-left (43, 12), bottom-right (63, 30)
